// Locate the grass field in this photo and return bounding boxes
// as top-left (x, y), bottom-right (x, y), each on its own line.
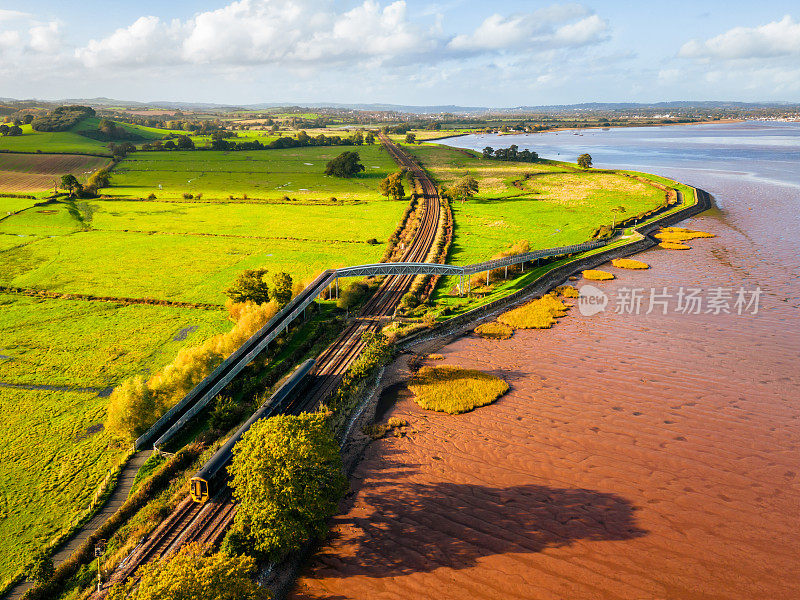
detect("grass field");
top-left (0, 294), bottom-right (231, 387)
top-left (0, 124), bottom-right (109, 155)
top-left (0, 136), bottom-right (411, 580)
top-left (0, 387), bottom-right (124, 589)
top-left (106, 145), bottom-right (398, 201)
top-left (86, 199), bottom-right (402, 242)
top-left (410, 143), bottom-right (665, 265)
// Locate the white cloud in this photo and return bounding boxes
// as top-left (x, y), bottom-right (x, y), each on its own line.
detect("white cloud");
top-left (679, 15), bottom-right (800, 59)
top-left (78, 0), bottom-right (434, 68)
top-left (29, 21), bottom-right (62, 54)
top-left (448, 5), bottom-right (607, 53)
top-left (76, 16), bottom-right (184, 68)
top-left (0, 14), bottom-right (62, 62)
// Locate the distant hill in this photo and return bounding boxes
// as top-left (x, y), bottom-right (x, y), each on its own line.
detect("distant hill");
top-left (1, 97), bottom-right (797, 115)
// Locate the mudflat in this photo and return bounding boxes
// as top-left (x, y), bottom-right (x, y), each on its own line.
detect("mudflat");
top-left (292, 212), bottom-right (800, 600)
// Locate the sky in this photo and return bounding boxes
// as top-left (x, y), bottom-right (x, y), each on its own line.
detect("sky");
top-left (1, 0), bottom-right (799, 106)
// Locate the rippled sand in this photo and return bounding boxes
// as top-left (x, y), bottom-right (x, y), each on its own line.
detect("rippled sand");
top-left (292, 200), bottom-right (800, 599)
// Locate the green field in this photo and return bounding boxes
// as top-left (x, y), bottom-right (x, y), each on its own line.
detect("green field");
top-left (0, 387), bottom-right (121, 589)
top-left (0, 137), bottom-right (410, 584)
top-left (0, 123), bottom-right (109, 155)
top-left (106, 145), bottom-right (397, 200)
top-left (0, 230), bottom-right (387, 303)
top-left (409, 143), bottom-right (665, 264)
top-left (0, 294), bottom-right (232, 588)
top-left (0, 294), bottom-right (231, 387)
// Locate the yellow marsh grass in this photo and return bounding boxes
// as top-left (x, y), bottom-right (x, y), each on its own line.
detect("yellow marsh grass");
top-left (660, 241), bottom-right (691, 250)
top-left (409, 365), bottom-right (509, 414)
top-left (611, 258), bottom-right (650, 270)
top-left (498, 292), bottom-right (568, 329)
top-left (582, 269), bottom-right (615, 281)
top-left (427, 353), bottom-right (444, 360)
top-left (554, 285), bottom-right (580, 298)
top-left (655, 227), bottom-right (715, 243)
top-left (474, 321), bottom-right (514, 340)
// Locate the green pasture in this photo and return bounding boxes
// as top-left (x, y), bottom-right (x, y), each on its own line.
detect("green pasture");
top-left (0, 293), bottom-right (230, 387)
top-left (0, 202), bottom-right (83, 236)
top-left (409, 143), bottom-right (665, 265)
top-left (0, 230), bottom-right (385, 304)
top-left (0, 387), bottom-right (125, 589)
top-left (0, 123), bottom-right (108, 154)
top-left (88, 199), bottom-right (404, 242)
top-left (105, 145), bottom-right (397, 201)
top-left (1, 196), bottom-right (42, 214)
top-left (0, 234), bottom-right (37, 252)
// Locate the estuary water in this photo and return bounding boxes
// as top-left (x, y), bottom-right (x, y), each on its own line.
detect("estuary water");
top-left (293, 122), bottom-right (800, 600)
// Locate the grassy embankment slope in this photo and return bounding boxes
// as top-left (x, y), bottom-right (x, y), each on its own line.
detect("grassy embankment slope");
top-left (402, 143), bottom-right (687, 316)
top-left (0, 141), bottom-right (404, 587)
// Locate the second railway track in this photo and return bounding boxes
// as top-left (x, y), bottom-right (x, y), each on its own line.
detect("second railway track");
top-left (93, 134), bottom-right (442, 596)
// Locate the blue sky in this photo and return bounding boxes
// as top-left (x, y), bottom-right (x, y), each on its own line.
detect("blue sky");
top-left (2, 1), bottom-right (799, 105)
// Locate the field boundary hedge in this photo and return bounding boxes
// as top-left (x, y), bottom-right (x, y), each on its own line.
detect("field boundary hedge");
top-left (0, 286), bottom-right (223, 310)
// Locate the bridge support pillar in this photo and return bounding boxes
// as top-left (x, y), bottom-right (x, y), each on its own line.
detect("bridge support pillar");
top-left (486, 270), bottom-right (489, 286)
top-left (504, 265), bottom-right (508, 279)
top-left (335, 278), bottom-right (339, 299)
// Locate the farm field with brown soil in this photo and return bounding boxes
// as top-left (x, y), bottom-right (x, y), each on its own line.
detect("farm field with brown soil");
top-left (0, 154), bottom-right (109, 192)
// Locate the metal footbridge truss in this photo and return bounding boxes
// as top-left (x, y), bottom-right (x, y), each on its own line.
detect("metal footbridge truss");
top-left (137, 238), bottom-right (607, 451)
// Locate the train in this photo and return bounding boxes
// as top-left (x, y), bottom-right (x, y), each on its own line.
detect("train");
top-left (189, 359), bottom-right (315, 503)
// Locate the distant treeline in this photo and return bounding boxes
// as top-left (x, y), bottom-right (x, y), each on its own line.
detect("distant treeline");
top-left (140, 130), bottom-right (376, 152)
top-left (482, 145), bottom-right (538, 162)
top-left (31, 106), bottom-right (96, 132)
top-left (382, 122), bottom-right (441, 134)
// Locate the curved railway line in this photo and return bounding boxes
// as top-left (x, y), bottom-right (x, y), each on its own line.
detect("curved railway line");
top-left (91, 134), bottom-right (443, 597)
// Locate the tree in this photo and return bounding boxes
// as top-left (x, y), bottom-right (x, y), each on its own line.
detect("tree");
top-left (87, 168), bottom-right (110, 190)
top-left (105, 375), bottom-right (159, 441)
top-left (227, 412), bottom-right (347, 561)
top-left (448, 175), bottom-right (479, 204)
top-left (364, 131), bottom-right (375, 144)
top-left (0, 124), bottom-right (8, 136)
top-left (378, 170), bottom-right (405, 201)
top-left (578, 153), bottom-right (593, 169)
top-left (60, 174), bottom-right (81, 195)
top-left (108, 543), bottom-right (260, 600)
top-left (405, 132), bottom-right (416, 144)
top-left (225, 268), bottom-right (270, 305)
top-left (270, 271), bottom-right (293, 306)
top-left (352, 130), bottom-right (364, 145)
top-left (610, 205), bottom-right (626, 228)
top-left (482, 146), bottom-right (494, 158)
top-left (325, 151), bottom-right (364, 178)
top-left (176, 135), bottom-right (195, 150)
top-left (8, 125), bottom-right (22, 136)
top-left (23, 114), bottom-right (34, 125)
top-left (27, 549), bottom-right (54, 584)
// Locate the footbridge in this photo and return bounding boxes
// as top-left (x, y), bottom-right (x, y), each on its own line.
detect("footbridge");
top-left (137, 238), bottom-right (608, 450)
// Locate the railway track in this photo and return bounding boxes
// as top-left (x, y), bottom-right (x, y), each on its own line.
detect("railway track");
top-left (92, 134), bottom-right (441, 596)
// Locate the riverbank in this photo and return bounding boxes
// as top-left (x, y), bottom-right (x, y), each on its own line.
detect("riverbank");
top-left (290, 203), bottom-right (800, 599)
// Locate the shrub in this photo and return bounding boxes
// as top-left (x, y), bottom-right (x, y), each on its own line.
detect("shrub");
top-left (366, 237), bottom-right (379, 245)
top-left (337, 280), bottom-right (369, 311)
top-left (182, 192), bottom-right (193, 199)
top-left (498, 293), bottom-right (569, 329)
top-left (225, 268), bottom-right (271, 305)
top-left (474, 321), bottom-right (514, 340)
top-left (612, 258), bottom-right (649, 270)
top-left (582, 269), bottom-right (615, 281)
top-left (409, 366), bottom-right (509, 414)
top-left (105, 301), bottom-right (279, 441)
top-left (146, 192), bottom-right (157, 200)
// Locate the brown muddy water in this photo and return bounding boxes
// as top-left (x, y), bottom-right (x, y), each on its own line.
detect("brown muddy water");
top-left (292, 123), bottom-right (800, 600)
